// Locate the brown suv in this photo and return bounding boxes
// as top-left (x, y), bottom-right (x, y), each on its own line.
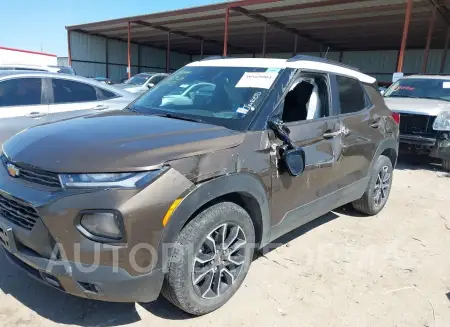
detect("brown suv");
top-left (0, 56), bottom-right (399, 315)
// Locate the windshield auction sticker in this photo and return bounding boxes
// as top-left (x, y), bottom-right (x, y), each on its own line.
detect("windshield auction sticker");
top-left (235, 72), bottom-right (279, 89)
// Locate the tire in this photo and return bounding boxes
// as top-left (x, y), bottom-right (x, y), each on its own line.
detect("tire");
top-left (161, 202), bottom-right (255, 316)
top-left (352, 155), bottom-right (393, 215)
top-left (443, 159), bottom-right (450, 172)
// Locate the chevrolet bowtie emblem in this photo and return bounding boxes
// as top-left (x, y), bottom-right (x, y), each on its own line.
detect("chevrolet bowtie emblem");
top-left (6, 163), bottom-right (20, 178)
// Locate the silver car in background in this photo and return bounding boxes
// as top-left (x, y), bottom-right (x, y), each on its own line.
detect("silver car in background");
top-left (0, 70), bottom-right (136, 145)
top-left (114, 73), bottom-right (169, 95)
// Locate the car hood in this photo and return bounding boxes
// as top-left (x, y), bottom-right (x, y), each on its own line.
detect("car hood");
top-left (114, 84), bottom-right (145, 93)
top-left (384, 97), bottom-right (450, 116)
top-left (3, 111), bottom-right (244, 173)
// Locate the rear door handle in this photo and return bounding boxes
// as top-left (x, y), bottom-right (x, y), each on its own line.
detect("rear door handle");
top-left (94, 104), bottom-right (109, 110)
top-left (26, 112), bottom-right (46, 118)
top-left (323, 130), bottom-right (342, 139)
top-left (371, 118), bottom-right (382, 128)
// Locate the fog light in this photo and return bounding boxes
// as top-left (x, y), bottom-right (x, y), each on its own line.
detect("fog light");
top-left (79, 212), bottom-right (122, 240)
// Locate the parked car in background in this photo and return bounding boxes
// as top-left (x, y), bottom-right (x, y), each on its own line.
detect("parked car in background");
top-left (115, 72), bottom-right (169, 94)
top-left (377, 82), bottom-right (392, 94)
top-left (93, 77), bottom-right (114, 85)
top-left (384, 75), bottom-right (450, 171)
top-left (0, 70), bottom-right (135, 145)
top-left (0, 56), bottom-right (398, 315)
top-left (0, 64), bottom-right (76, 75)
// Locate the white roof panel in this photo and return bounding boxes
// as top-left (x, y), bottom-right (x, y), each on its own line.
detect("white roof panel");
top-left (187, 58), bottom-right (376, 84)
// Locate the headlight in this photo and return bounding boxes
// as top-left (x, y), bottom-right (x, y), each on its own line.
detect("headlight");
top-left (59, 171), bottom-right (160, 188)
top-left (433, 111), bottom-right (450, 131)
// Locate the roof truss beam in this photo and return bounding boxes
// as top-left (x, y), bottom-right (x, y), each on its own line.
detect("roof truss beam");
top-left (133, 20), bottom-right (253, 54)
top-left (230, 6), bottom-right (336, 50)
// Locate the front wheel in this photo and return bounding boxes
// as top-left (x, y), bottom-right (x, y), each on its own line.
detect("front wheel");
top-left (352, 155), bottom-right (393, 215)
top-left (162, 202), bottom-right (255, 315)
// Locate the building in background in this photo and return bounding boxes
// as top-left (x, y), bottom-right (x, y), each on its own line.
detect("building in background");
top-left (66, 0), bottom-right (450, 84)
top-left (0, 46), bottom-right (57, 67)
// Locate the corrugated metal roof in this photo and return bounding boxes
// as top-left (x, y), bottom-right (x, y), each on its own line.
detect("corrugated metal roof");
top-left (67, 0), bottom-right (450, 55)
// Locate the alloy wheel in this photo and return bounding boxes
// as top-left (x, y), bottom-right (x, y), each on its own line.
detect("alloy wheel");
top-left (374, 165), bottom-right (391, 207)
top-left (192, 223), bottom-right (247, 299)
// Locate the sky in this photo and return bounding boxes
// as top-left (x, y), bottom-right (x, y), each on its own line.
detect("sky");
top-left (0, 0), bottom-right (224, 57)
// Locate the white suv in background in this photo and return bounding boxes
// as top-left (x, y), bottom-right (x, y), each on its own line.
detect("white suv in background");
top-left (0, 70), bottom-right (136, 145)
top-left (384, 75), bottom-right (450, 171)
top-left (0, 64), bottom-right (76, 75)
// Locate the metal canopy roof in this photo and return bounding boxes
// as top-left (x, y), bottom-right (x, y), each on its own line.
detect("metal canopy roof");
top-left (67, 0), bottom-right (450, 55)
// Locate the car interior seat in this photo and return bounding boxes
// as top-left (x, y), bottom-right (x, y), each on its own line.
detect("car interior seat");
top-left (306, 80), bottom-right (322, 120)
top-left (282, 81), bottom-right (314, 123)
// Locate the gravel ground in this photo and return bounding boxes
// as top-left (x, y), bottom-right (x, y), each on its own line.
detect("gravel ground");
top-left (1, 156), bottom-right (450, 327)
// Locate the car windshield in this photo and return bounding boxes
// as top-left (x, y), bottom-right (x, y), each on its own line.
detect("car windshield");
top-left (129, 65), bottom-right (282, 130)
top-left (125, 74), bottom-right (153, 85)
top-left (384, 78), bottom-right (450, 101)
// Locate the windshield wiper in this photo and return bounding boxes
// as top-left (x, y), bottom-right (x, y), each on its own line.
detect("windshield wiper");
top-left (127, 106), bottom-right (140, 113)
top-left (152, 113), bottom-right (206, 124)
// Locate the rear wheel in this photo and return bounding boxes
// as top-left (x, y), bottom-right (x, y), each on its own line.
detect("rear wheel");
top-left (162, 202), bottom-right (255, 316)
top-left (352, 155), bottom-right (393, 215)
top-left (442, 159), bottom-right (450, 172)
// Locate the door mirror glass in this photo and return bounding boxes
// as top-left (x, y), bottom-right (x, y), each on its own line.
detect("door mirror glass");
top-left (147, 83), bottom-right (155, 89)
top-left (282, 148), bottom-right (306, 177)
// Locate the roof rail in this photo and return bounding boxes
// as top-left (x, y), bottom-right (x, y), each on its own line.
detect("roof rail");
top-left (287, 55), bottom-right (360, 72)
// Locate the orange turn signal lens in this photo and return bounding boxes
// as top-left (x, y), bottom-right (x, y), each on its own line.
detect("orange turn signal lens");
top-left (162, 198), bottom-right (182, 227)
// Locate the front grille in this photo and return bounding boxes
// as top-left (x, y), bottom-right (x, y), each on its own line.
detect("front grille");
top-left (1, 154), bottom-right (61, 188)
top-left (0, 193), bottom-right (39, 230)
top-left (398, 113), bottom-right (437, 136)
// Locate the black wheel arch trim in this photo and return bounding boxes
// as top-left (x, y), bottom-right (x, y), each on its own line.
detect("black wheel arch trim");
top-left (157, 172), bottom-right (271, 272)
top-left (371, 137), bottom-right (399, 172)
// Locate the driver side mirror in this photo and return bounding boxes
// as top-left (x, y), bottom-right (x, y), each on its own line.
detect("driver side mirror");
top-left (268, 117), bottom-right (306, 177)
top-left (282, 147), bottom-right (306, 177)
top-left (147, 83), bottom-right (155, 89)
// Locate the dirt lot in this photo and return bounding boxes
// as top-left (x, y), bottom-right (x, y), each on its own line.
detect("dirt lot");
top-left (1, 156), bottom-right (450, 327)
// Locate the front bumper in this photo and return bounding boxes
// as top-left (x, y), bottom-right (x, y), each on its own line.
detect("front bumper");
top-left (399, 133), bottom-right (450, 160)
top-left (0, 165), bottom-right (193, 302)
top-left (1, 241), bottom-right (164, 302)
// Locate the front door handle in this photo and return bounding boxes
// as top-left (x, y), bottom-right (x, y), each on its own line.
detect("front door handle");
top-left (26, 112), bottom-right (46, 118)
top-left (94, 104), bottom-right (109, 111)
top-left (323, 130), bottom-right (342, 139)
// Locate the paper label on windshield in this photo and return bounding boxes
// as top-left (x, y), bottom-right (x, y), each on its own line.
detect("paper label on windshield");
top-left (236, 107), bottom-right (249, 114)
top-left (235, 72), bottom-right (278, 89)
top-left (443, 82), bottom-right (450, 89)
top-left (266, 68), bottom-right (281, 73)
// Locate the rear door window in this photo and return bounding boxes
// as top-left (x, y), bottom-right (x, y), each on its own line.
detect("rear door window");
top-left (97, 88), bottom-right (119, 100)
top-left (0, 78), bottom-right (43, 107)
top-left (51, 78), bottom-right (98, 104)
top-left (336, 75), bottom-right (367, 114)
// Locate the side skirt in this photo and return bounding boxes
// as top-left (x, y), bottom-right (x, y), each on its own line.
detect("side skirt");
top-left (268, 177), bottom-right (368, 242)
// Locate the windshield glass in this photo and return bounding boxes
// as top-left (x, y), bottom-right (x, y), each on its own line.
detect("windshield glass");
top-left (130, 65), bottom-right (282, 130)
top-left (125, 74), bottom-right (153, 85)
top-left (384, 78), bottom-right (450, 101)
